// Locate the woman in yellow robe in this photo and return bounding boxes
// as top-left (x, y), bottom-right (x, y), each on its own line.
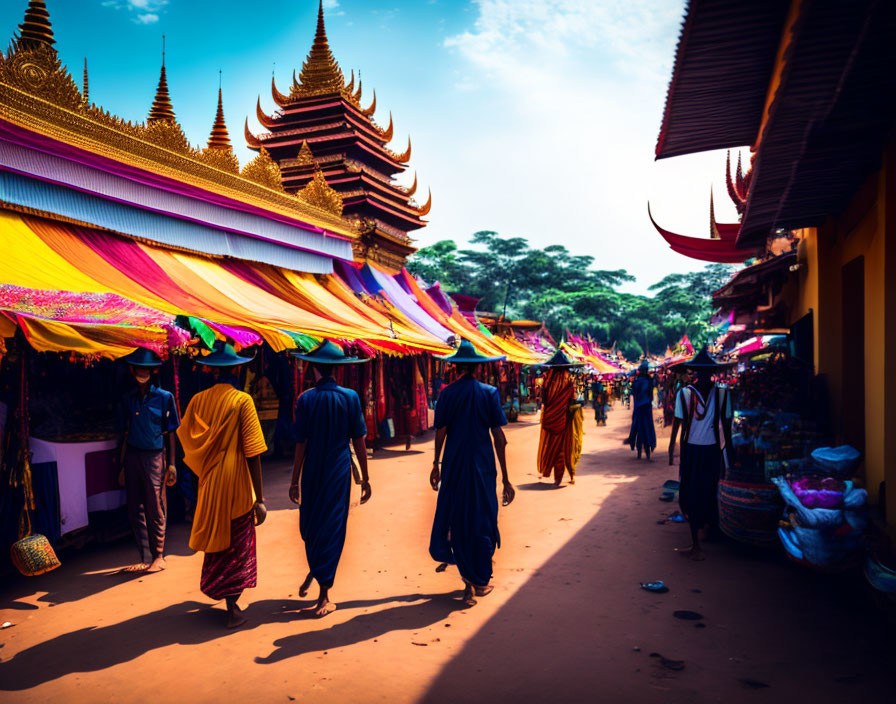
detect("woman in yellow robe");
top-left (178, 342), bottom-right (267, 629)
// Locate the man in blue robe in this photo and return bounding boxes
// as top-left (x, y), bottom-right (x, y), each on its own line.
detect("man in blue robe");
top-left (430, 339), bottom-right (515, 607)
top-left (289, 340), bottom-right (371, 617)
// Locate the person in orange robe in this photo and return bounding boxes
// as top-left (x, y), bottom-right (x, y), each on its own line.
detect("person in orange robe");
top-left (178, 341), bottom-right (268, 629)
top-left (537, 350), bottom-right (581, 486)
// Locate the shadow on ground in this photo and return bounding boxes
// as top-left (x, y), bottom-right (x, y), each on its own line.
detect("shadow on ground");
top-left (419, 427), bottom-right (893, 704)
top-left (0, 592), bottom-right (466, 690)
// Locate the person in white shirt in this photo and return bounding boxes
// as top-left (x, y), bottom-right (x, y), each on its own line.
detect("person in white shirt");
top-left (668, 348), bottom-right (733, 561)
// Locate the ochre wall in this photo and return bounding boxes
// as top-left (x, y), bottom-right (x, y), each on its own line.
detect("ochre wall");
top-left (795, 151), bottom-right (893, 519)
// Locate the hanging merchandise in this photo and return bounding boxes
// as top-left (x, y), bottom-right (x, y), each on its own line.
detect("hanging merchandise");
top-left (9, 346), bottom-right (60, 576)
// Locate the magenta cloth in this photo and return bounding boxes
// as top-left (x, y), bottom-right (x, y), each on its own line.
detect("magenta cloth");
top-left (74, 226), bottom-right (213, 313)
top-left (791, 477), bottom-right (846, 509)
top-left (85, 449), bottom-right (118, 497)
top-left (204, 321), bottom-right (263, 349)
top-left (219, 260), bottom-right (280, 296)
top-left (200, 510), bottom-right (258, 601)
top-left (424, 282), bottom-right (455, 316)
top-left (334, 260), bottom-right (368, 294)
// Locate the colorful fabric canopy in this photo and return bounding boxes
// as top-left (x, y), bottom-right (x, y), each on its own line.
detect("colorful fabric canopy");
top-left (0, 210), bottom-right (452, 355)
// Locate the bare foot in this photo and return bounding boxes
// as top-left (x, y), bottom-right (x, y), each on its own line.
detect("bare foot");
top-left (568, 477), bottom-right (576, 485)
top-left (124, 563), bottom-right (149, 573)
top-left (314, 599), bottom-right (337, 617)
top-left (145, 557), bottom-right (167, 573)
top-left (462, 584), bottom-right (477, 607)
top-left (473, 584), bottom-right (494, 597)
top-left (226, 609), bottom-right (247, 629)
top-left (553, 481), bottom-right (562, 488)
top-left (678, 547), bottom-right (706, 561)
top-left (435, 562), bottom-right (448, 573)
top-left (299, 572), bottom-right (314, 598)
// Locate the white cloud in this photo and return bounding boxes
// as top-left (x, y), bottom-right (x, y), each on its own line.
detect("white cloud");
top-left (101, 0), bottom-right (168, 23)
top-left (322, 0), bottom-right (340, 9)
top-left (427, 0), bottom-right (734, 293)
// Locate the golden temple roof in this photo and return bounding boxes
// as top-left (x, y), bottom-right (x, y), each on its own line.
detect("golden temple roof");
top-left (16, 0), bottom-right (54, 51)
top-left (0, 2), bottom-right (359, 238)
top-left (293, 0), bottom-right (345, 98)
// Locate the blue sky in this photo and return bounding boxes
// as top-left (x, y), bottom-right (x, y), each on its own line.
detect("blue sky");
top-left (0, 1), bottom-right (744, 293)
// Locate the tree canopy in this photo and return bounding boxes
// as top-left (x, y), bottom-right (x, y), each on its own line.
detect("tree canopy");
top-left (407, 231), bottom-right (733, 361)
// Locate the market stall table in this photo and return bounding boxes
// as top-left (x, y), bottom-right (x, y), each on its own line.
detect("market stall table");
top-left (30, 437), bottom-right (121, 535)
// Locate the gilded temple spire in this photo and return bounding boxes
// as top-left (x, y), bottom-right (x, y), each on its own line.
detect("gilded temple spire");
top-left (16, 0), bottom-right (55, 52)
top-left (207, 75), bottom-right (231, 150)
top-left (293, 0), bottom-right (345, 97)
top-left (81, 57), bottom-right (89, 106)
top-left (148, 36), bottom-right (176, 124)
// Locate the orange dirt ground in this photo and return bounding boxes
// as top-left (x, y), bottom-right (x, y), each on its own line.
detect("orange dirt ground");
top-left (0, 405), bottom-right (892, 703)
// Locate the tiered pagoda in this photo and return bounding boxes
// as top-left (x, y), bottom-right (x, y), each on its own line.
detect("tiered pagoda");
top-left (245, 1), bottom-right (429, 273)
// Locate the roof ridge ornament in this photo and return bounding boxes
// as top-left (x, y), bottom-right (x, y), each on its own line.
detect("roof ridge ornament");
top-left (241, 146), bottom-right (285, 191)
top-left (297, 140), bottom-right (315, 166)
top-left (298, 167), bottom-right (344, 216)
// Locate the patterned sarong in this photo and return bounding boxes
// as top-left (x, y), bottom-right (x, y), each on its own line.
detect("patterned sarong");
top-left (200, 510), bottom-right (257, 601)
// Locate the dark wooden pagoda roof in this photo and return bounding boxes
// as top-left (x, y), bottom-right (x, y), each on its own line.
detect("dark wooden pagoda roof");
top-left (737, 0), bottom-right (896, 246)
top-left (655, 0), bottom-right (790, 159)
top-left (656, 0), bottom-right (896, 249)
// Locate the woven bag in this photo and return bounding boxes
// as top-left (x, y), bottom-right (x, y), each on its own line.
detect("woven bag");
top-left (10, 510), bottom-right (60, 577)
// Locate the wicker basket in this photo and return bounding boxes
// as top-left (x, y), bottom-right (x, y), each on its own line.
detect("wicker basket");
top-left (10, 532), bottom-right (60, 576)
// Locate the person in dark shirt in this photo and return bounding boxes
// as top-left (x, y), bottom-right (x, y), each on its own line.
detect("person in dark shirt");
top-left (290, 340), bottom-right (371, 618)
top-left (118, 347), bottom-right (180, 573)
top-left (430, 339), bottom-right (515, 607)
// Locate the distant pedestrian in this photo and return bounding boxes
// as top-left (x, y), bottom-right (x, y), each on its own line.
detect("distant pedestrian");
top-left (430, 339), bottom-right (515, 607)
top-left (668, 348), bottom-right (733, 561)
top-left (624, 360), bottom-right (656, 460)
top-left (537, 349), bottom-right (584, 486)
top-left (118, 347), bottom-right (180, 574)
top-left (178, 341), bottom-right (267, 628)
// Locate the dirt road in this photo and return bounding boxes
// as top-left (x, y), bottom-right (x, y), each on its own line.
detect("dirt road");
top-left (0, 406), bottom-right (891, 703)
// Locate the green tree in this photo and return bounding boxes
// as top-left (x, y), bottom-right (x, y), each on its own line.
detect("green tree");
top-left (407, 233), bottom-right (733, 360)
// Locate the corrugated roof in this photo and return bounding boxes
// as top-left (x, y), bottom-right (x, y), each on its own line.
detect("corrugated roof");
top-left (0, 139), bottom-right (353, 261)
top-left (0, 171), bottom-right (337, 274)
top-left (655, 0), bottom-right (790, 159)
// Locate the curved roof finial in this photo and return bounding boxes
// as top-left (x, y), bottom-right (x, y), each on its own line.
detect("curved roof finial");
top-left (380, 111), bottom-right (393, 141)
top-left (709, 187), bottom-right (720, 239)
top-left (396, 136), bottom-right (411, 163)
top-left (271, 74), bottom-right (289, 106)
top-left (415, 188), bottom-right (432, 217)
top-left (244, 117), bottom-right (262, 149)
top-left (256, 96), bottom-right (277, 129)
top-left (361, 89), bottom-right (377, 116)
